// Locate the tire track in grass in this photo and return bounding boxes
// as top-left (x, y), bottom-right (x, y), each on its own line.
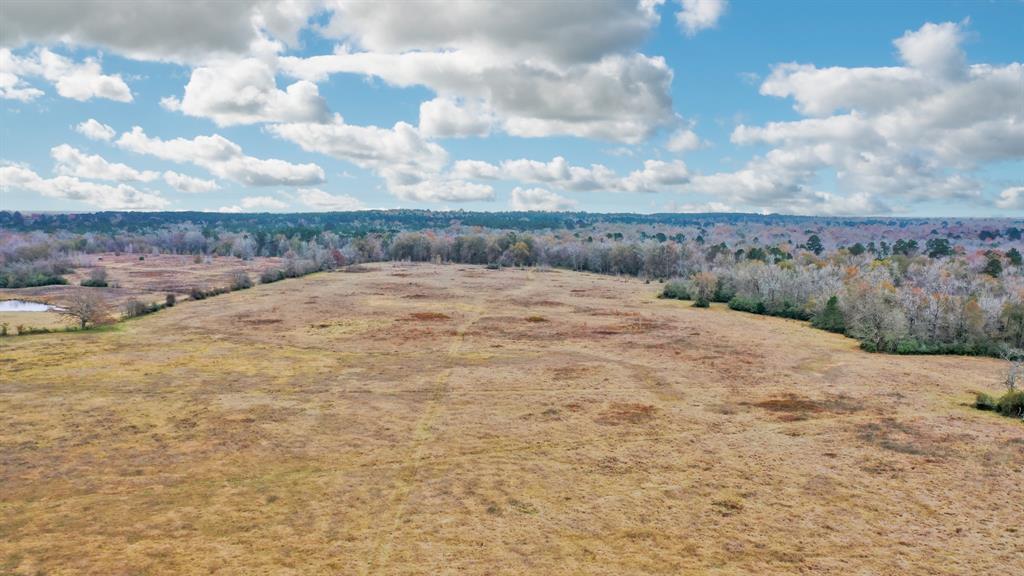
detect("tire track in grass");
top-left (363, 268), bottom-right (535, 574)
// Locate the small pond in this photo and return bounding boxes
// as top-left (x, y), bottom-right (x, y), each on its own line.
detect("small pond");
top-left (0, 300), bottom-right (62, 312)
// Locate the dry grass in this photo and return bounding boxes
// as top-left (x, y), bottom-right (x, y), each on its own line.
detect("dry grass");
top-left (1, 262), bottom-right (1021, 575)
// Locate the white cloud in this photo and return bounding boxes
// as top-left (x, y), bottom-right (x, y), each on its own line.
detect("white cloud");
top-left (283, 50), bottom-right (674, 143)
top-left (75, 118), bottom-right (116, 141)
top-left (666, 127), bottom-right (701, 152)
top-left (1, 47), bottom-right (131, 102)
top-left (418, 97), bottom-right (493, 138)
top-left (668, 200), bottom-right (734, 213)
top-left (687, 21), bottom-right (1021, 214)
top-left (219, 195), bottom-right (289, 213)
top-left (676, 0), bottom-right (727, 36)
top-left (0, 164), bottom-right (168, 210)
top-left (167, 58), bottom-right (330, 126)
top-left (268, 115), bottom-right (490, 202)
top-left (162, 171), bottom-right (220, 193)
top-left (997, 186), bottom-right (1024, 210)
top-left (116, 126), bottom-right (325, 186)
top-left (278, 2), bottom-right (676, 143)
top-left (509, 187), bottom-right (577, 211)
top-left (0, 70), bottom-right (43, 101)
top-left (293, 187), bottom-right (366, 211)
top-left (51, 144), bottom-right (159, 182)
top-left (319, 1), bottom-right (660, 65)
top-left (0, 1), bottom-right (320, 64)
top-left (453, 156), bottom-right (689, 194)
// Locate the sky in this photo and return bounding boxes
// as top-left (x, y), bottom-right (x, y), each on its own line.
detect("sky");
top-left (0, 0), bottom-right (1022, 216)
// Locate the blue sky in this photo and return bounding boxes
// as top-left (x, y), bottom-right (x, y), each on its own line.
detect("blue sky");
top-left (1, 0), bottom-right (1021, 215)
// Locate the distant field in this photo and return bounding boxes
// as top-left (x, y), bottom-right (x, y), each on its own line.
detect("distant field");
top-left (1, 263), bottom-right (1020, 575)
top-left (0, 253), bottom-right (285, 332)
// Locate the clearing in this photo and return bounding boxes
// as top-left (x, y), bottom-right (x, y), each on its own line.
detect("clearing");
top-left (1, 263), bottom-right (1021, 575)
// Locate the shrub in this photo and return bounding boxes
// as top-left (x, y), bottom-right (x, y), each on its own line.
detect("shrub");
top-left (975, 392), bottom-right (997, 411)
top-left (122, 299), bottom-right (149, 319)
top-left (661, 281), bottom-right (690, 300)
top-left (260, 269), bottom-right (286, 284)
top-left (812, 295), bottom-right (846, 333)
top-left (81, 267), bottom-right (109, 287)
top-left (728, 296), bottom-right (765, 315)
top-left (692, 299), bottom-right (710, 308)
top-left (996, 390), bottom-right (1024, 418)
top-left (231, 271), bottom-right (253, 290)
top-left (165, 293), bottom-right (176, 307)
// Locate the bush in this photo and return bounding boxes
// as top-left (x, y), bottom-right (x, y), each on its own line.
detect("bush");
top-left (165, 293), bottom-right (176, 307)
top-left (81, 267), bottom-right (108, 287)
top-left (728, 296), bottom-right (765, 315)
top-left (260, 269), bottom-right (286, 284)
top-left (122, 299), bottom-right (149, 319)
top-left (996, 390), bottom-right (1024, 418)
top-left (231, 271), bottom-right (253, 290)
top-left (661, 281), bottom-right (691, 300)
top-left (975, 392), bottom-right (997, 411)
top-left (692, 299), bottom-right (710, 308)
top-left (812, 295), bottom-right (846, 333)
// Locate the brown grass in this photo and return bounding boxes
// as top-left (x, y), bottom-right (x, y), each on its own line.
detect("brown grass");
top-left (0, 262), bottom-right (1021, 575)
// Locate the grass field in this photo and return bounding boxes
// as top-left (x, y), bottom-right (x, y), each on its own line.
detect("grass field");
top-left (1, 263), bottom-right (1021, 575)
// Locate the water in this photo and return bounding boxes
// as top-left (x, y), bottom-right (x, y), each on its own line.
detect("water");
top-left (0, 300), bottom-right (61, 312)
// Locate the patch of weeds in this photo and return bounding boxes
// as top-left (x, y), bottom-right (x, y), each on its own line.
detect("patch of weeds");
top-left (712, 498), bottom-right (744, 516)
top-left (525, 315), bottom-right (548, 322)
top-left (858, 419), bottom-right (943, 457)
top-left (596, 402), bottom-right (656, 425)
top-left (408, 312), bottom-right (450, 321)
top-left (508, 499), bottom-right (538, 514)
top-left (973, 390), bottom-right (1024, 419)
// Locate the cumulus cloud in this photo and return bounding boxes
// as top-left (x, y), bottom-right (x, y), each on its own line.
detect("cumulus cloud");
top-left (687, 21), bottom-right (1021, 214)
top-left (75, 118), bottom-right (116, 141)
top-left (282, 50), bottom-right (674, 143)
top-left (319, 1), bottom-right (660, 65)
top-left (292, 187), bottom-right (366, 211)
top-left (418, 97), bottom-right (493, 139)
top-left (164, 58), bottom-right (330, 126)
top-left (666, 126), bottom-right (702, 152)
top-left (116, 126), bottom-right (325, 186)
top-left (1, 47), bottom-right (132, 102)
top-left (51, 144), bottom-right (159, 182)
top-left (997, 186), bottom-right (1024, 210)
top-left (278, 2), bottom-right (676, 143)
top-left (453, 156), bottom-right (689, 194)
top-left (0, 164), bottom-right (168, 209)
top-left (268, 114), bottom-right (491, 202)
top-left (0, 69), bottom-right (43, 101)
top-left (218, 195), bottom-right (289, 213)
top-left (676, 0), bottom-right (727, 36)
top-left (162, 171), bottom-right (220, 193)
top-left (0, 0), bottom-right (320, 64)
top-left (509, 187), bottom-right (577, 211)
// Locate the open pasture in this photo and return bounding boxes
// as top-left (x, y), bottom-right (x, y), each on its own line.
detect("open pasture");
top-left (1, 263), bottom-right (1021, 575)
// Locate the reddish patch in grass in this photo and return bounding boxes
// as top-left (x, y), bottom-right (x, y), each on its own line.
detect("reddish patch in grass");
top-left (596, 402), bottom-right (656, 425)
top-left (408, 312), bottom-right (451, 321)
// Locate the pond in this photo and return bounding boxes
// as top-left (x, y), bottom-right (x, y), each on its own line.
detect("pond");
top-left (0, 300), bottom-right (63, 312)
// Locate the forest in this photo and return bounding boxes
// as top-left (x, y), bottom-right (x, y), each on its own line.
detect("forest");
top-left (2, 210), bottom-right (1022, 358)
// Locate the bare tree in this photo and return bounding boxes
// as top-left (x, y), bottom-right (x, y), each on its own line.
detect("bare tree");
top-left (1002, 349), bottom-right (1022, 392)
top-left (60, 291), bottom-right (110, 329)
